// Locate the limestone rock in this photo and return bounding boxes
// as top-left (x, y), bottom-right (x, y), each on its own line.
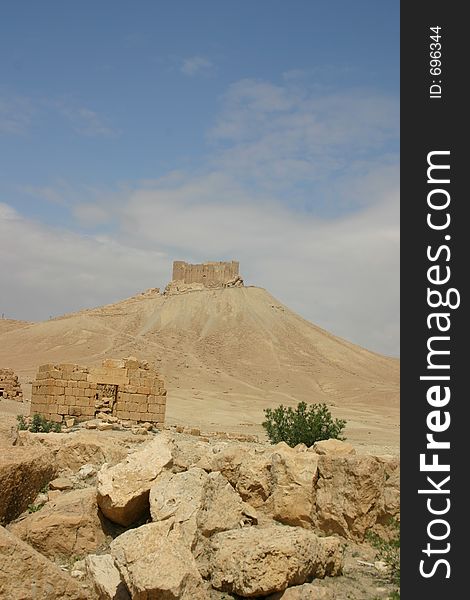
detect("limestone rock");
top-left (230, 448), bottom-right (273, 507)
top-left (0, 445), bottom-right (56, 524)
top-left (78, 463), bottom-right (97, 479)
top-left (97, 434), bottom-right (173, 526)
top-left (377, 455), bottom-right (400, 521)
top-left (149, 468), bottom-right (205, 548)
top-left (0, 525), bottom-right (88, 599)
top-left (17, 429), bottom-right (130, 471)
top-left (98, 422), bottom-right (114, 431)
top-left (86, 554), bottom-right (130, 600)
top-left (149, 468), bottom-right (257, 549)
top-left (312, 439), bottom-right (356, 456)
top-left (262, 447), bottom-right (318, 528)
top-left (110, 522), bottom-right (209, 599)
top-left (313, 454), bottom-right (386, 539)
top-left (50, 476), bottom-right (74, 490)
top-left (170, 433), bottom-right (212, 472)
top-left (199, 471), bottom-right (258, 537)
top-left (9, 488), bottom-right (107, 558)
top-left (209, 525), bottom-right (343, 597)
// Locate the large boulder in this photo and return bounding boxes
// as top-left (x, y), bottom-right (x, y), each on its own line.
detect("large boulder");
top-left (85, 554), bottom-right (130, 600)
top-left (0, 525), bottom-right (88, 600)
top-left (262, 447), bottom-right (318, 528)
top-left (377, 455), bottom-right (400, 521)
top-left (97, 434), bottom-right (173, 526)
top-left (205, 442), bottom-right (320, 526)
top-left (228, 448), bottom-right (273, 507)
top-left (149, 468), bottom-right (257, 549)
top-left (169, 433), bottom-right (212, 472)
top-left (9, 488), bottom-right (106, 558)
top-left (198, 471), bottom-right (258, 537)
top-left (312, 454), bottom-right (387, 539)
top-left (209, 525), bottom-right (343, 597)
top-left (110, 522), bottom-right (209, 599)
top-left (311, 439), bottom-right (356, 457)
top-left (18, 429), bottom-right (132, 472)
top-left (149, 468), bottom-right (206, 549)
top-left (0, 446), bottom-right (56, 524)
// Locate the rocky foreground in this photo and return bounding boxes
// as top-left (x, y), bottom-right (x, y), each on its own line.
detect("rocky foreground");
top-left (0, 428), bottom-right (399, 599)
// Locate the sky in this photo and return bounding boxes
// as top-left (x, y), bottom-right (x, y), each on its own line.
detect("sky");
top-left (0, 1), bottom-right (399, 356)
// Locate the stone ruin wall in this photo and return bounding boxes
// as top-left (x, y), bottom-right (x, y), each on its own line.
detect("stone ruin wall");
top-left (172, 260), bottom-right (240, 287)
top-left (0, 368), bottom-right (23, 400)
top-left (30, 358), bottom-right (166, 425)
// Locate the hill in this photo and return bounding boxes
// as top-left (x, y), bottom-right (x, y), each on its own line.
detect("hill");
top-left (0, 286), bottom-right (399, 453)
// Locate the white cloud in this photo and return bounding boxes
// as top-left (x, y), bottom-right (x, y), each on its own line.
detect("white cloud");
top-left (208, 79), bottom-right (398, 201)
top-left (0, 95), bottom-right (34, 135)
top-left (0, 203), bottom-right (168, 320)
top-left (180, 55), bottom-right (214, 76)
top-left (0, 93), bottom-right (119, 138)
top-left (58, 105), bottom-right (120, 137)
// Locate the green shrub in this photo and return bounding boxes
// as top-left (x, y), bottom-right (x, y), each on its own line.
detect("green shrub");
top-left (16, 415), bottom-right (28, 430)
top-left (17, 413), bottom-right (62, 433)
top-left (262, 401), bottom-right (346, 447)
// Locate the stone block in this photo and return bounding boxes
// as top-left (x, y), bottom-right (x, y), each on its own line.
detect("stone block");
top-left (116, 411), bottom-right (130, 420)
top-left (102, 358), bottom-right (126, 369)
top-left (71, 372), bottom-right (88, 381)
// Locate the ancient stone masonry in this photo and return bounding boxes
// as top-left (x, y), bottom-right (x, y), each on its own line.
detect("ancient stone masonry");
top-left (30, 358), bottom-right (166, 425)
top-left (172, 260), bottom-right (243, 287)
top-left (0, 368), bottom-right (23, 400)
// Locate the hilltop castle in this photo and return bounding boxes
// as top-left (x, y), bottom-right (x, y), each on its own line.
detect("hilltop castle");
top-left (171, 260), bottom-right (243, 288)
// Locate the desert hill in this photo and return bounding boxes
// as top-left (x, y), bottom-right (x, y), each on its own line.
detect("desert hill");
top-left (0, 286), bottom-right (399, 452)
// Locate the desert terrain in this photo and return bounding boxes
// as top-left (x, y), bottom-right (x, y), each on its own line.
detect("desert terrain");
top-left (0, 280), bottom-right (400, 599)
top-left (0, 284), bottom-right (399, 455)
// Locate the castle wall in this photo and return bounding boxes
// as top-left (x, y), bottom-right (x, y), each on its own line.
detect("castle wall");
top-left (0, 368), bottom-right (23, 400)
top-left (30, 358), bottom-right (166, 425)
top-left (172, 261), bottom-right (240, 287)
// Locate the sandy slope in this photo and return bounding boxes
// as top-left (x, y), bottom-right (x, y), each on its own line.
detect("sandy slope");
top-left (0, 287), bottom-right (399, 453)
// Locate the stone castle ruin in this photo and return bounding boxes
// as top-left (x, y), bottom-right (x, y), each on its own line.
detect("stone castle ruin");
top-left (167, 260), bottom-right (243, 294)
top-left (0, 368), bottom-right (23, 400)
top-left (30, 358), bottom-right (166, 426)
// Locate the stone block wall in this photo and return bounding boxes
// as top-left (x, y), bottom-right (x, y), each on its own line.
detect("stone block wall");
top-left (30, 358), bottom-right (166, 425)
top-left (0, 368), bottom-right (23, 400)
top-left (172, 260), bottom-right (240, 287)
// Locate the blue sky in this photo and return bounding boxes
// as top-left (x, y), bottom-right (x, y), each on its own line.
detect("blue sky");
top-left (0, 1), bottom-right (399, 356)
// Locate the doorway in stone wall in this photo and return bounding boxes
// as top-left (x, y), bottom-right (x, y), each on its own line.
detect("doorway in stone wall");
top-left (94, 383), bottom-right (118, 417)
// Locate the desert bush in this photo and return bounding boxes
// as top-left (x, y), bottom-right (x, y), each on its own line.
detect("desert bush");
top-left (16, 415), bottom-right (28, 430)
top-left (262, 401), bottom-right (346, 447)
top-left (17, 413), bottom-right (62, 433)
